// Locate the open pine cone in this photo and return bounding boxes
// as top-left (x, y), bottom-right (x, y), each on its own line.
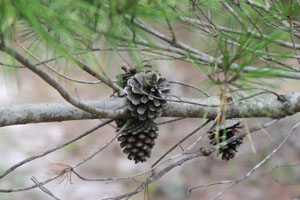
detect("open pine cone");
top-left (124, 71), bottom-right (170, 120)
top-left (115, 67), bottom-right (171, 164)
top-left (208, 119), bottom-right (244, 161)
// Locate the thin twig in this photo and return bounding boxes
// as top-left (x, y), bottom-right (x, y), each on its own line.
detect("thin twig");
top-left (0, 120), bottom-right (114, 179)
top-left (75, 59), bottom-right (124, 95)
top-left (0, 120), bottom-right (129, 193)
top-left (184, 117), bottom-right (219, 153)
top-left (3, 46), bottom-right (119, 115)
top-left (103, 150), bottom-right (211, 200)
top-left (272, 163), bottom-right (300, 170)
top-left (169, 80), bottom-right (210, 97)
top-left (157, 117), bottom-right (185, 125)
top-left (179, 16), bottom-right (300, 50)
top-left (55, 119), bottom-right (277, 191)
top-left (152, 119), bottom-right (210, 167)
top-left (31, 177), bottom-right (61, 200)
top-left (0, 175), bottom-right (60, 193)
top-left (72, 120), bottom-right (131, 168)
top-left (15, 40), bottom-right (102, 84)
top-left (246, 0), bottom-right (270, 12)
top-left (165, 16), bottom-right (177, 43)
top-left (0, 62), bottom-right (25, 68)
top-left (188, 120), bottom-right (279, 193)
top-left (288, 23), bottom-right (300, 64)
top-left (205, 121), bottom-right (300, 200)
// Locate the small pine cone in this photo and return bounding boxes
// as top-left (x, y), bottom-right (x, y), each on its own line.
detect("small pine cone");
top-left (124, 71), bottom-right (170, 120)
top-left (119, 65), bottom-right (137, 88)
top-left (116, 119), bottom-right (159, 164)
top-left (208, 119), bottom-right (244, 161)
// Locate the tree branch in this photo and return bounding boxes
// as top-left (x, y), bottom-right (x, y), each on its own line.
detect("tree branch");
top-left (129, 18), bottom-right (300, 80)
top-left (1, 46), bottom-right (120, 116)
top-left (0, 98), bottom-right (127, 127)
top-left (1, 92), bottom-right (300, 127)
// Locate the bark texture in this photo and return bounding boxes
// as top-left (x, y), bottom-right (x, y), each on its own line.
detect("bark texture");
top-left (1, 92), bottom-right (300, 127)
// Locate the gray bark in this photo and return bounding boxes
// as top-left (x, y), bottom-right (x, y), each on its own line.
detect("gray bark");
top-left (1, 92), bottom-right (300, 127)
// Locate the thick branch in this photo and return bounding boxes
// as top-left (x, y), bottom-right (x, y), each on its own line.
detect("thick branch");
top-left (1, 92), bottom-right (300, 127)
top-left (1, 47), bottom-right (118, 116)
top-left (0, 98), bottom-right (127, 127)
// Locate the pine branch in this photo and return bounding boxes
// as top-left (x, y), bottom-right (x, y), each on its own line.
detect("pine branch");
top-left (129, 18), bottom-right (300, 80)
top-left (1, 92), bottom-right (300, 127)
top-left (1, 46), bottom-right (121, 116)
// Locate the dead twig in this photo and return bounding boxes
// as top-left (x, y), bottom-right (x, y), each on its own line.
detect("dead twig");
top-left (31, 177), bottom-right (61, 200)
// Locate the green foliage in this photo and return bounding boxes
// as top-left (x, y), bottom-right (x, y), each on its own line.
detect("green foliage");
top-left (0, 0), bottom-right (297, 90)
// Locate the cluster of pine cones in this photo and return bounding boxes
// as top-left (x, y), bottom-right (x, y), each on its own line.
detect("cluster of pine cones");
top-left (208, 118), bottom-right (244, 161)
top-left (115, 65), bottom-right (244, 163)
top-left (115, 65), bottom-right (170, 163)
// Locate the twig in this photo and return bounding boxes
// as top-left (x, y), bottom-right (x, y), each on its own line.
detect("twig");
top-left (108, 30), bottom-right (300, 80)
top-left (189, 180), bottom-right (234, 190)
top-left (272, 163), bottom-right (300, 170)
top-left (0, 175), bottom-right (60, 193)
top-left (179, 16), bottom-right (300, 50)
top-left (0, 120), bottom-right (129, 193)
top-left (72, 120), bottom-right (131, 168)
top-left (222, 2), bottom-right (243, 26)
top-left (103, 150), bottom-right (211, 200)
top-left (55, 119), bottom-right (277, 193)
top-left (214, 119), bottom-right (278, 152)
top-left (188, 119), bottom-right (278, 193)
top-left (0, 62), bottom-right (25, 68)
top-left (206, 121), bottom-right (300, 200)
top-left (15, 40), bottom-right (102, 84)
top-left (169, 80), bottom-right (210, 97)
top-left (152, 119), bottom-right (210, 167)
top-left (165, 16), bottom-right (177, 43)
top-left (70, 150), bottom-right (189, 184)
top-left (2, 46), bottom-right (117, 115)
top-left (274, 178), bottom-right (300, 186)
top-left (184, 118), bottom-right (219, 153)
top-left (246, 0), bottom-right (270, 12)
top-left (31, 177), bottom-right (61, 200)
top-left (0, 120), bottom-right (113, 179)
top-left (190, 0), bottom-right (218, 36)
top-left (288, 23), bottom-right (300, 64)
top-left (157, 117), bottom-right (185, 125)
top-left (130, 17), bottom-right (215, 63)
top-left (75, 60), bottom-right (124, 95)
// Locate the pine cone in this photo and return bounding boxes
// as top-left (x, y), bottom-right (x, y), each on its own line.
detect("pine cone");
top-left (124, 71), bottom-right (170, 120)
top-left (116, 119), bottom-right (159, 163)
top-left (119, 64), bottom-right (138, 88)
top-left (208, 119), bottom-right (244, 161)
top-left (115, 67), bottom-right (170, 164)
